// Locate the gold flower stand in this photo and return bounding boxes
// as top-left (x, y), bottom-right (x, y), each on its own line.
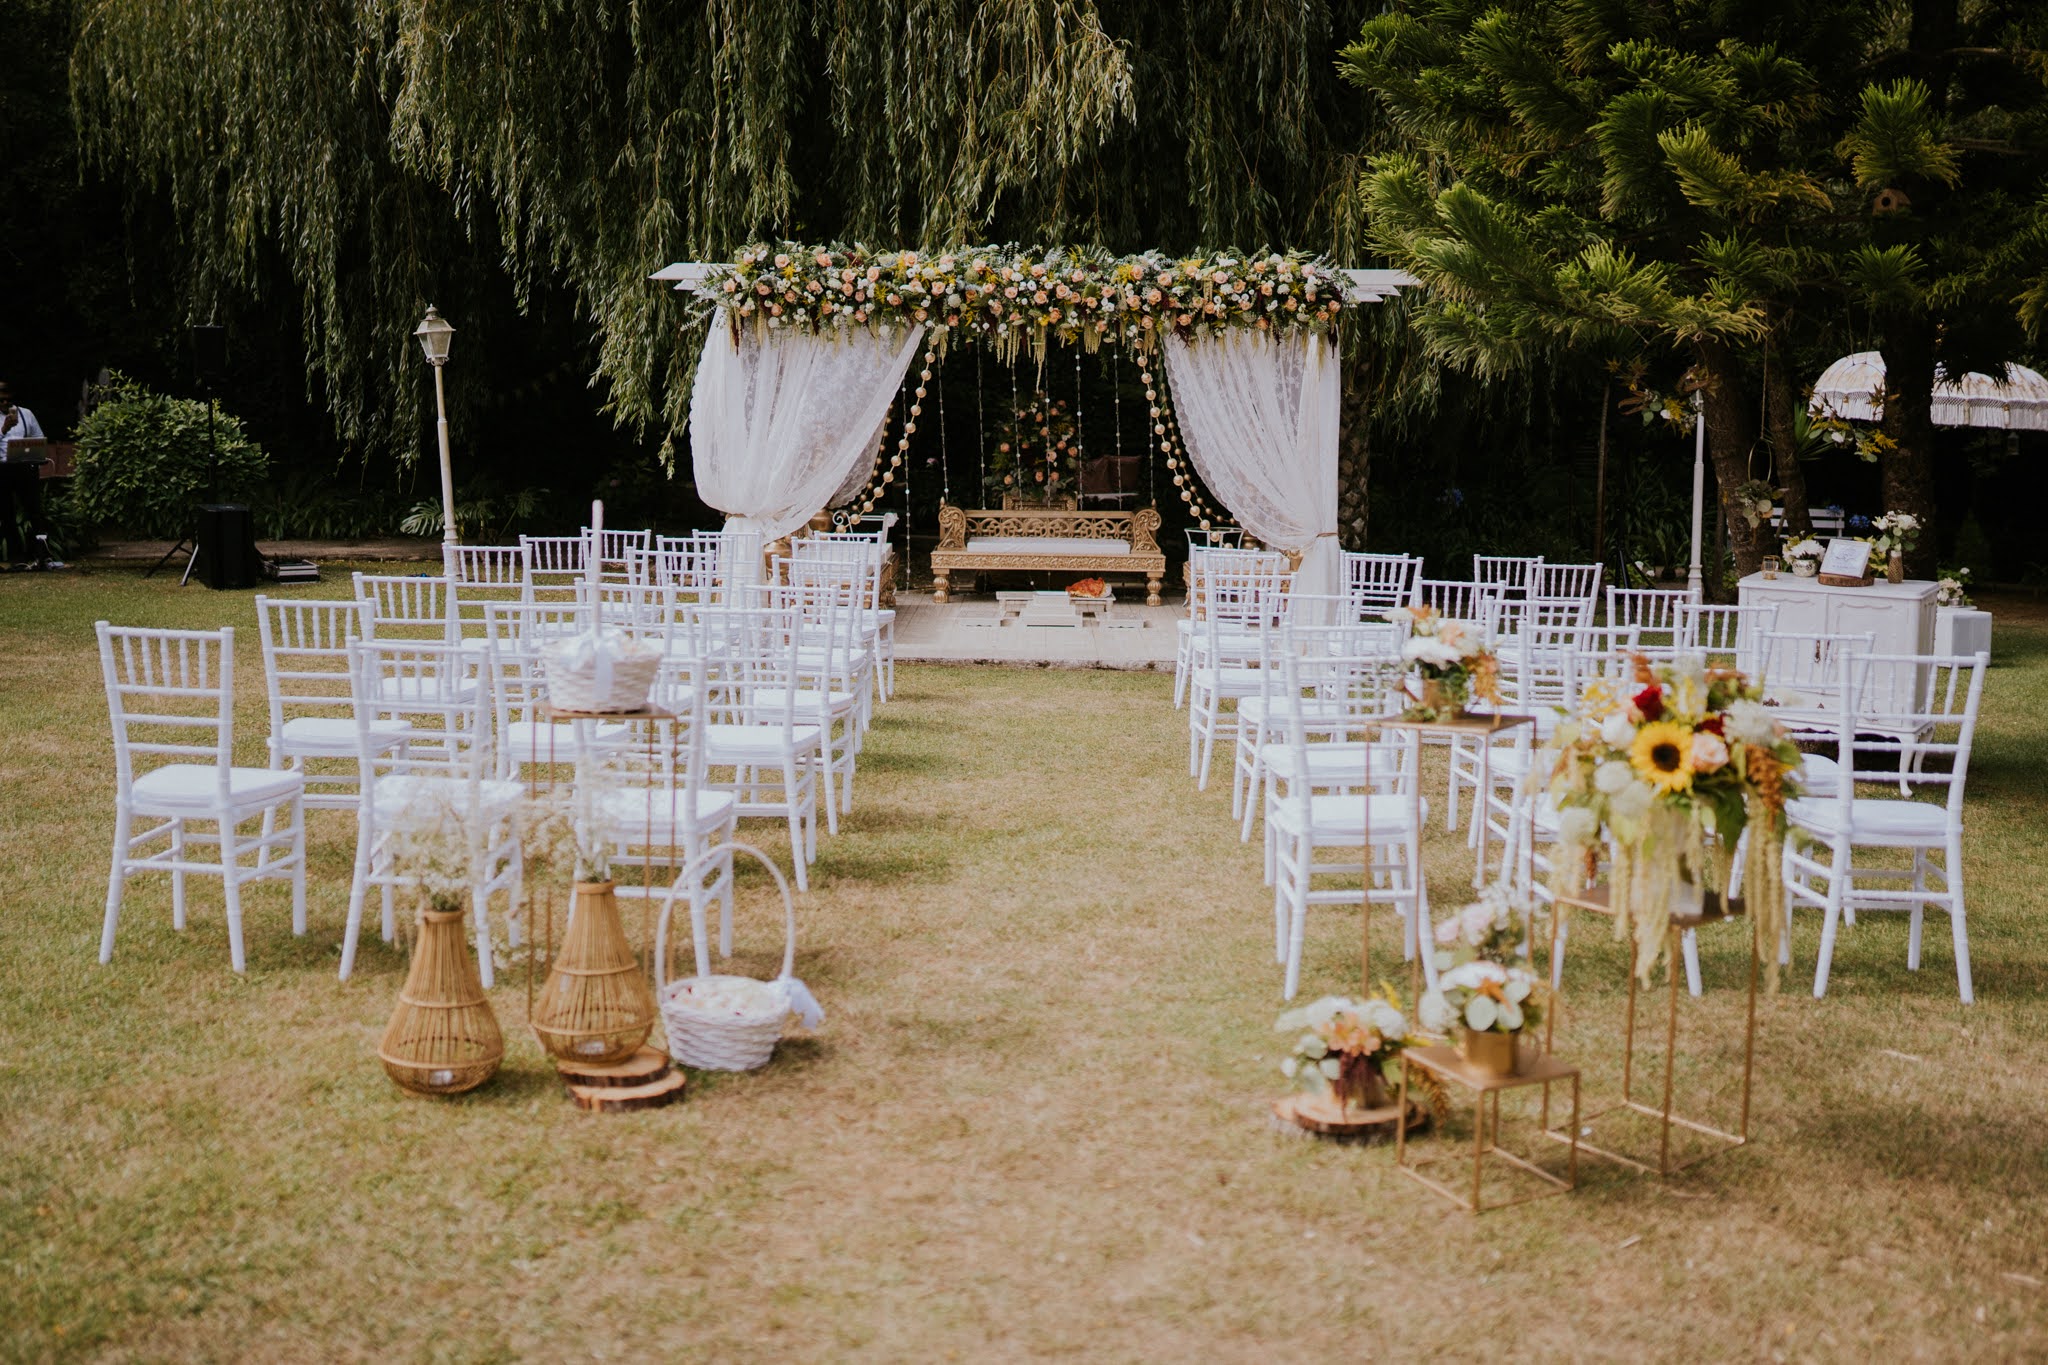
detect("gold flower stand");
top-left (1396, 1044), bottom-right (1580, 1214)
top-left (1540, 886), bottom-right (1759, 1177)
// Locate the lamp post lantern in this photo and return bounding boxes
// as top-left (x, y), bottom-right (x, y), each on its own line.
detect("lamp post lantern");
top-left (414, 306), bottom-right (457, 576)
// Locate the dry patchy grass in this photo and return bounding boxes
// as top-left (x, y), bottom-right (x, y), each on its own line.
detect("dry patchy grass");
top-left (2, 564), bottom-right (2045, 1360)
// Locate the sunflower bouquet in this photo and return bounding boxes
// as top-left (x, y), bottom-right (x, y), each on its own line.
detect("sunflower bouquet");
top-left (1543, 653), bottom-right (1801, 984)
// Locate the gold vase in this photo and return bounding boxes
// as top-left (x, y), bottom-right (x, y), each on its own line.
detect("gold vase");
top-left (1421, 676), bottom-right (1465, 719)
top-left (1458, 1027), bottom-right (1521, 1078)
top-left (532, 881), bottom-right (656, 1064)
top-left (1333, 1063), bottom-right (1391, 1114)
top-left (1887, 550), bottom-right (1905, 584)
top-left (380, 905), bottom-right (503, 1095)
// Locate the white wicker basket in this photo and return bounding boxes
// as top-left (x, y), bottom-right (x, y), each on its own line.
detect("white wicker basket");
top-left (655, 842), bottom-right (821, 1071)
top-left (540, 632), bottom-right (661, 713)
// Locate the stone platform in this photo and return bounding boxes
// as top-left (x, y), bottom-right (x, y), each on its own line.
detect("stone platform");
top-left (892, 590), bottom-right (1178, 669)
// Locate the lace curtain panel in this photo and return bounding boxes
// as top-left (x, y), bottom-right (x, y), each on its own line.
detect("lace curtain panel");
top-left (688, 311), bottom-right (927, 543)
top-left (1161, 330), bottom-right (1342, 599)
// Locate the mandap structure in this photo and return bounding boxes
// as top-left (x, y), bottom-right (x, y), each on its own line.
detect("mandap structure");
top-left (655, 247), bottom-right (1413, 601)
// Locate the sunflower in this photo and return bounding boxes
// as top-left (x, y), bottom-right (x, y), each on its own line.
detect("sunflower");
top-left (1629, 721), bottom-right (1695, 794)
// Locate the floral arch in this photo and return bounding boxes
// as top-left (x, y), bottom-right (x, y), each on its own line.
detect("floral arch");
top-left (658, 243), bottom-right (1411, 596)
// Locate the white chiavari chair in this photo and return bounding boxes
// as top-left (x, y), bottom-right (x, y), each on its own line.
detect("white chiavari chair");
top-left (1268, 637), bottom-right (1428, 1000)
top-left (1344, 552), bottom-right (1423, 617)
top-left (520, 534), bottom-right (589, 603)
top-left (255, 596), bottom-right (409, 811)
top-left (1534, 561), bottom-right (1604, 604)
top-left (447, 544), bottom-right (530, 638)
top-left (1188, 568), bottom-right (1291, 791)
top-left (1473, 555), bottom-right (1543, 599)
top-left (1677, 601), bottom-right (1778, 673)
top-left (1176, 547), bottom-right (1288, 709)
top-left (1787, 650), bottom-right (1988, 1001)
top-left (700, 602), bottom-right (827, 890)
top-left (1604, 585), bottom-right (1694, 660)
top-left (96, 623), bottom-right (308, 972)
top-left (341, 638), bottom-right (524, 986)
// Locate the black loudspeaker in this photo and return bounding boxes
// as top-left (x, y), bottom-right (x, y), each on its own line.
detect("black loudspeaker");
top-left (191, 325), bottom-right (227, 386)
top-left (195, 504), bottom-right (261, 590)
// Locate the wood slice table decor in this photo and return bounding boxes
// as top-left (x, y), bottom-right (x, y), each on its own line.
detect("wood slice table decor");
top-left (1272, 1091), bottom-right (1429, 1139)
top-left (559, 1047), bottom-right (688, 1112)
top-left (553, 1045), bottom-right (672, 1088)
top-left (380, 904), bottom-right (503, 1095)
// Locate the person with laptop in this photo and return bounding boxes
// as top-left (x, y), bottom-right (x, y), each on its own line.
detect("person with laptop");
top-left (0, 380), bottom-right (56, 567)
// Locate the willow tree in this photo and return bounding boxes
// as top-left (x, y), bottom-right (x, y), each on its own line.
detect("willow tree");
top-left (1341, 0), bottom-right (2048, 576)
top-left (72, 0), bottom-right (1383, 468)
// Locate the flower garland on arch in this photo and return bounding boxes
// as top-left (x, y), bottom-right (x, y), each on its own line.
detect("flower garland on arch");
top-left (699, 242), bottom-right (1351, 364)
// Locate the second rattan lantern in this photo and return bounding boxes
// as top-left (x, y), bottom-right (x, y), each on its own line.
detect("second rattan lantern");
top-left (532, 881), bottom-right (656, 1064)
top-left (380, 906), bottom-right (504, 1095)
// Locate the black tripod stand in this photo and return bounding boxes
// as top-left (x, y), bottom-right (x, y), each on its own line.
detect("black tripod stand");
top-left (146, 326), bottom-right (226, 583)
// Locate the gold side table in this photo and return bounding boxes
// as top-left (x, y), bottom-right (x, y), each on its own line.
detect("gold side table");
top-left (1396, 1044), bottom-right (1580, 1214)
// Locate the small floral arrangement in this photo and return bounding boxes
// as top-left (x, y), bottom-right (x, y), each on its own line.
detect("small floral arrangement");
top-left (1277, 993), bottom-right (1418, 1110)
top-left (1544, 654), bottom-right (1802, 983)
top-left (1936, 566), bottom-right (1973, 608)
top-left (1733, 479), bottom-right (1780, 531)
top-left (1420, 961), bottom-right (1544, 1036)
top-left (1431, 883), bottom-right (1534, 974)
top-left (1389, 602), bottom-right (1499, 718)
top-left (699, 243), bottom-right (1351, 362)
top-left (1872, 510), bottom-right (1921, 558)
top-left (1782, 537), bottom-right (1825, 572)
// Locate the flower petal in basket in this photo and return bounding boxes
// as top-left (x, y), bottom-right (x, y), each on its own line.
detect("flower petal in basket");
top-left (540, 630), bottom-right (661, 713)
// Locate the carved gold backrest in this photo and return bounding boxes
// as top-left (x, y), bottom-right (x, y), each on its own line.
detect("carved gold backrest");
top-left (934, 502), bottom-right (1165, 555)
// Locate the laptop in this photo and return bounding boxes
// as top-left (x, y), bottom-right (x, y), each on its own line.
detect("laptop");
top-left (1, 437), bottom-right (48, 463)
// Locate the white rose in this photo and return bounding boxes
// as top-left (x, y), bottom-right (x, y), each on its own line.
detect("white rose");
top-left (1610, 781), bottom-right (1653, 824)
top-left (1595, 759), bottom-right (1635, 794)
top-left (1557, 806), bottom-right (1599, 845)
top-left (1600, 713), bottom-right (1636, 749)
top-left (1418, 990), bottom-right (1452, 1032)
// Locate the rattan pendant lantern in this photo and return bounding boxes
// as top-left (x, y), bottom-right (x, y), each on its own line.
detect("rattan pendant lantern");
top-left (532, 881), bottom-right (656, 1064)
top-left (380, 906), bottom-right (504, 1095)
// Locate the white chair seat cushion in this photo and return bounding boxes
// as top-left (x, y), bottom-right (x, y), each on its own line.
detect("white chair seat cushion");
top-left (964, 536), bottom-right (1131, 556)
top-left (1190, 666), bottom-right (1268, 696)
top-left (749, 688), bottom-right (858, 717)
top-left (1793, 753), bottom-right (1843, 798)
top-left (593, 787), bottom-right (737, 837)
top-left (703, 723), bottom-right (826, 759)
top-left (132, 764), bottom-right (305, 812)
top-left (369, 774), bottom-right (524, 824)
top-left (1262, 744), bottom-right (1404, 781)
top-left (280, 716), bottom-right (410, 754)
top-left (1237, 696), bottom-right (1358, 728)
top-left (501, 719), bottom-right (632, 763)
top-left (1270, 792), bottom-right (1423, 838)
top-left (1787, 796), bottom-right (1950, 842)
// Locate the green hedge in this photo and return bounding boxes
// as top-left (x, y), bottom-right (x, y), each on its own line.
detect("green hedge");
top-left (71, 374), bottom-right (269, 538)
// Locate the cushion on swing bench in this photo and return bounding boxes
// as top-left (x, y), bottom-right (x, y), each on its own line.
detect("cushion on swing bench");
top-left (962, 536), bottom-right (1132, 556)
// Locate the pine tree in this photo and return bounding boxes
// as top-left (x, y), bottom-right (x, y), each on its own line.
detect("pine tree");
top-left (1342, 0), bottom-right (2048, 577)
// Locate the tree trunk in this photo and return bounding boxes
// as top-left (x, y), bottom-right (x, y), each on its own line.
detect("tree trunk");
top-left (1761, 334), bottom-right (1812, 546)
top-left (1694, 338), bottom-right (1767, 583)
top-left (1337, 363), bottom-right (1373, 549)
top-left (1879, 320), bottom-right (1940, 579)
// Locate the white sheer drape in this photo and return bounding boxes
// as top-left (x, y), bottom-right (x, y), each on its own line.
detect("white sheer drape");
top-left (688, 311), bottom-right (926, 543)
top-left (1161, 330), bottom-right (1342, 599)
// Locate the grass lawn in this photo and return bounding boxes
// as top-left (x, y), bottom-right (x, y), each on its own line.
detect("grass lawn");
top-left (4, 564), bottom-right (2046, 1360)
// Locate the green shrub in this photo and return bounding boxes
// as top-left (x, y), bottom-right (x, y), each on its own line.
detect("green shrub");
top-left (71, 373), bottom-right (269, 537)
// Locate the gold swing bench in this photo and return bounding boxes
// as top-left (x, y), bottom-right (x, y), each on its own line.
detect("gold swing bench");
top-left (929, 499), bottom-right (1166, 605)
